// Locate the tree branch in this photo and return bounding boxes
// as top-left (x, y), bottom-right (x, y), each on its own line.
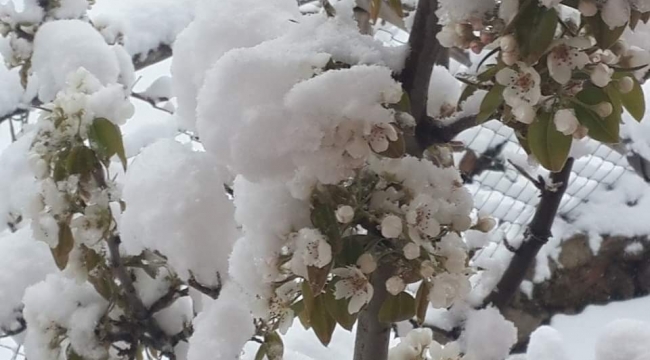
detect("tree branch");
top-left (133, 44), bottom-right (173, 71)
top-left (399, 0), bottom-right (444, 125)
top-left (483, 158), bottom-right (575, 309)
top-left (353, 263), bottom-right (394, 360)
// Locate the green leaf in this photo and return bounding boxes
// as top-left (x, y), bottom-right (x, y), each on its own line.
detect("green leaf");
top-left (254, 344), bottom-right (268, 360)
top-left (527, 111), bottom-right (572, 172)
top-left (324, 286), bottom-right (357, 331)
top-left (307, 263), bottom-right (332, 296)
top-left (52, 222), bottom-right (74, 270)
top-left (310, 294), bottom-right (337, 346)
top-left (335, 235), bottom-right (369, 266)
top-left (620, 77), bottom-right (646, 121)
top-left (476, 85), bottom-right (505, 123)
top-left (574, 86), bottom-right (621, 143)
top-left (515, 6), bottom-right (559, 63)
top-left (301, 281), bottom-right (315, 325)
top-left (388, 0), bottom-right (403, 17)
top-left (457, 85), bottom-right (478, 110)
top-left (378, 292), bottom-right (415, 324)
top-left (66, 146), bottom-right (100, 177)
top-left (584, 15), bottom-right (627, 49)
top-left (414, 281), bottom-right (430, 326)
top-left (476, 64), bottom-right (503, 82)
top-left (53, 149), bottom-right (70, 182)
top-left (264, 332), bottom-right (284, 360)
top-left (370, 0), bottom-right (382, 22)
top-left (395, 91), bottom-right (411, 113)
top-left (88, 273), bottom-right (113, 300)
top-left (88, 117), bottom-right (128, 170)
top-left (310, 191), bottom-right (343, 252)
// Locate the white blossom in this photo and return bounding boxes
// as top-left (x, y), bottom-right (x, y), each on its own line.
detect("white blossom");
top-left (335, 205), bottom-right (355, 224)
top-left (601, 0), bottom-right (631, 29)
top-left (368, 123), bottom-right (399, 153)
top-left (496, 63), bottom-right (542, 124)
top-left (429, 273), bottom-right (471, 308)
top-left (332, 267), bottom-right (374, 314)
top-left (290, 228), bottom-right (332, 278)
top-left (270, 281), bottom-right (300, 335)
top-left (386, 276), bottom-right (406, 295)
top-left (356, 253), bottom-right (377, 274)
top-left (595, 102), bottom-right (613, 118)
top-left (405, 194), bottom-right (441, 248)
top-left (403, 242), bottom-right (421, 260)
top-left (476, 217), bottom-right (497, 232)
top-left (547, 38), bottom-right (591, 85)
top-left (578, 0), bottom-right (598, 16)
top-left (618, 76), bottom-right (634, 94)
top-left (591, 63), bottom-right (614, 88)
top-left (381, 214), bottom-right (403, 238)
top-left (553, 109), bottom-right (580, 136)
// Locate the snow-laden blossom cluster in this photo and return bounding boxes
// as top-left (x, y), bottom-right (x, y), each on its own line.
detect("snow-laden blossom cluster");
top-left (171, 2), bottom-right (502, 358)
top-left (436, 0), bottom-right (649, 171)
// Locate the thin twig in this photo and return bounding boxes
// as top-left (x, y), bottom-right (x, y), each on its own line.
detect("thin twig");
top-left (187, 273), bottom-right (222, 299)
top-left (131, 93), bottom-right (174, 115)
top-left (507, 159), bottom-right (543, 190)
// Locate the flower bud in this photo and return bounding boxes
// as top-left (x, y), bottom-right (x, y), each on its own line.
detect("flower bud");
top-left (595, 102), bottom-right (613, 118)
top-left (476, 217), bottom-right (497, 233)
top-left (386, 276), bottom-right (406, 295)
top-left (357, 253), bottom-right (377, 274)
top-left (591, 63), bottom-right (613, 88)
top-left (403, 242), bottom-right (421, 260)
top-left (578, 0), bottom-right (598, 17)
top-left (499, 35), bottom-right (517, 52)
top-left (573, 125), bottom-right (589, 140)
top-left (618, 76), bottom-right (634, 94)
top-left (553, 109), bottom-right (580, 136)
top-left (420, 260), bottom-right (435, 279)
top-left (381, 214), bottom-right (403, 238)
top-left (335, 205), bottom-right (354, 224)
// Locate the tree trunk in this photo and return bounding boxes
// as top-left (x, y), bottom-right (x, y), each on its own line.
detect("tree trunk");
top-left (353, 264), bottom-right (393, 360)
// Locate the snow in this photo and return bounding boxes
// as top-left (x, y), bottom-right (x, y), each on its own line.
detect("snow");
top-left (171, 0), bottom-right (300, 131)
top-left (526, 326), bottom-right (569, 360)
top-left (0, 227), bottom-right (56, 329)
top-left (0, 131), bottom-right (36, 232)
top-left (120, 139), bottom-right (238, 286)
top-left (0, 66), bottom-right (21, 118)
top-left (30, 20), bottom-right (121, 102)
top-left (196, 13), bottom-right (404, 184)
top-left (22, 274), bottom-right (108, 360)
top-left (90, 0), bottom-right (195, 57)
top-left (552, 295), bottom-right (650, 360)
top-left (187, 284), bottom-right (255, 360)
top-left (462, 307), bottom-right (517, 360)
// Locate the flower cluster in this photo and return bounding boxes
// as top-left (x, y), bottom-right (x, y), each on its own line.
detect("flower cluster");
top-left (436, 0), bottom-right (649, 171)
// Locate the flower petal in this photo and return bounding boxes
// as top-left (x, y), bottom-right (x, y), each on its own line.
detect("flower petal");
top-left (495, 68), bottom-right (518, 86)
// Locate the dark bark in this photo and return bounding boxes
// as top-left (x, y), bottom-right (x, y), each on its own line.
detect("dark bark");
top-left (353, 264), bottom-right (394, 360)
top-left (399, 0), bottom-right (443, 125)
top-left (483, 158), bottom-right (575, 309)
